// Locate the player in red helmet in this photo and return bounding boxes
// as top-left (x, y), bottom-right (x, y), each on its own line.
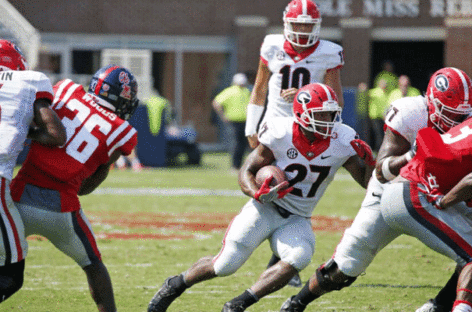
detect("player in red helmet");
top-left (147, 83), bottom-right (374, 312)
top-left (426, 67), bottom-right (472, 133)
top-left (245, 0), bottom-right (345, 288)
top-left (380, 115), bottom-right (472, 312)
top-left (280, 68), bottom-right (472, 312)
top-left (0, 39), bottom-right (66, 303)
top-left (245, 0), bottom-right (344, 150)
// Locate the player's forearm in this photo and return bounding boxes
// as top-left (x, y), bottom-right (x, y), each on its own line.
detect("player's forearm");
top-left (376, 153), bottom-right (409, 183)
top-left (442, 173), bottom-right (472, 208)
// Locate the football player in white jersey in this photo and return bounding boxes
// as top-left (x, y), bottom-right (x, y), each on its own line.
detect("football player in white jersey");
top-left (280, 68), bottom-right (472, 312)
top-left (0, 40), bottom-right (66, 303)
top-left (245, 0), bottom-right (344, 149)
top-left (147, 83), bottom-right (375, 312)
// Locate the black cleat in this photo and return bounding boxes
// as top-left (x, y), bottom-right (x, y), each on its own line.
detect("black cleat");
top-left (280, 296), bottom-right (307, 312)
top-left (221, 301), bottom-right (246, 312)
top-left (287, 272), bottom-right (302, 288)
top-left (148, 275), bottom-right (186, 312)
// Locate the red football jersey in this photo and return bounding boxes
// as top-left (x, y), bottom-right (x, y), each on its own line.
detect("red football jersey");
top-left (401, 117), bottom-right (472, 194)
top-left (11, 79), bottom-right (137, 212)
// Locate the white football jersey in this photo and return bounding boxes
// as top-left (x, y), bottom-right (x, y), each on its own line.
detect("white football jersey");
top-left (361, 95), bottom-right (429, 207)
top-left (384, 95), bottom-right (429, 145)
top-left (0, 70), bottom-right (53, 181)
top-left (261, 34), bottom-right (344, 120)
top-left (258, 117), bottom-right (357, 217)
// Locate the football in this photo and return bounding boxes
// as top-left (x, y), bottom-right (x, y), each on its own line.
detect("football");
top-left (255, 165), bottom-right (287, 188)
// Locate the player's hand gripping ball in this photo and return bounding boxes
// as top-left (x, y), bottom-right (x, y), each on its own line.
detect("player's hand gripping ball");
top-left (254, 166), bottom-right (293, 203)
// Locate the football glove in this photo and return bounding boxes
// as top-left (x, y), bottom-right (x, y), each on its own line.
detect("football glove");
top-left (254, 176), bottom-right (293, 204)
top-left (350, 139), bottom-right (376, 167)
top-left (419, 188), bottom-right (444, 210)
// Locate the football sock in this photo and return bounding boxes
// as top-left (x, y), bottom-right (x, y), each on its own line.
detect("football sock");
top-left (169, 274), bottom-right (188, 291)
top-left (295, 282), bottom-right (319, 306)
top-left (435, 270), bottom-right (459, 310)
top-left (229, 289), bottom-right (258, 308)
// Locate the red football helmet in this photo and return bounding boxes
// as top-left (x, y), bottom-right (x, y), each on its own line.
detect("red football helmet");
top-left (283, 0), bottom-right (321, 48)
top-left (0, 40), bottom-right (28, 71)
top-left (293, 83), bottom-right (342, 138)
top-left (427, 67), bottom-right (472, 133)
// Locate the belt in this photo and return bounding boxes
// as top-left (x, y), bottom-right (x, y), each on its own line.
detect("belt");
top-left (273, 203), bottom-right (293, 219)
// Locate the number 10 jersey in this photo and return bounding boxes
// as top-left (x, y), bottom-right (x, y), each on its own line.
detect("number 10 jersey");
top-left (261, 34), bottom-right (344, 120)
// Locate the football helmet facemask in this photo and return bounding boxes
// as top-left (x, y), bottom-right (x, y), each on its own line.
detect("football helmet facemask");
top-left (88, 65), bottom-right (140, 120)
top-left (426, 67), bottom-right (472, 133)
top-left (0, 40), bottom-right (28, 71)
top-left (283, 0), bottom-right (321, 48)
top-left (293, 83), bottom-right (342, 138)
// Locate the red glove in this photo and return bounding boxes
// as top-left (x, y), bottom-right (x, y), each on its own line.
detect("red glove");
top-left (254, 176), bottom-right (293, 204)
top-left (350, 139), bottom-right (376, 167)
top-left (419, 187), bottom-right (444, 210)
top-left (466, 199), bottom-right (472, 208)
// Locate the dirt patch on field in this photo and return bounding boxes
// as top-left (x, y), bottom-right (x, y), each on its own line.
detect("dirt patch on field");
top-left (83, 212), bottom-right (353, 240)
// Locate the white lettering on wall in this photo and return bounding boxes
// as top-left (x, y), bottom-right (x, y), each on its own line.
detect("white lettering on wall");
top-left (317, 0), bottom-right (352, 17)
top-left (315, 0), bottom-right (472, 17)
top-left (430, 0), bottom-right (472, 17)
top-left (363, 0), bottom-right (419, 17)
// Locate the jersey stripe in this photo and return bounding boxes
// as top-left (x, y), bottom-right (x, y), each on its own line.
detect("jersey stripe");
top-left (52, 79), bottom-right (73, 109)
top-left (55, 81), bottom-right (81, 110)
top-left (106, 121), bottom-right (129, 146)
top-left (0, 178), bottom-right (22, 263)
top-left (108, 127), bottom-right (137, 156)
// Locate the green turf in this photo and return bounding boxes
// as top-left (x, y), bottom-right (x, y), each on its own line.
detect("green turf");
top-left (4, 152), bottom-right (455, 311)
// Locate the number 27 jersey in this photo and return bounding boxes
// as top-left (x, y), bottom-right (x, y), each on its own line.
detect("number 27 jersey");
top-left (258, 117), bottom-right (357, 217)
top-left (11, 79), bottom-right (137, 212)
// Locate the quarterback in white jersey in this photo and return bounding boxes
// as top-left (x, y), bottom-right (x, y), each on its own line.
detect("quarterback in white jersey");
top-left (0, 40), bottom-right (65, 304)
top-left (245, 0), bottom-right (344, 149)
top-left (280, 68), bottom-right (472, 312)
top-left (147, 83), bottom-right (375, 312)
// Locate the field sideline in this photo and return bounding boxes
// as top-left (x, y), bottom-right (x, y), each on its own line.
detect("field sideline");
top-left (4, 153), bottom-right (455, 311)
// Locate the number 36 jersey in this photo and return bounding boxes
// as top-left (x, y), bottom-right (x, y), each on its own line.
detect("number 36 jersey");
top-left (258, 117), bottom-right (357, 217)
top-left (11, 79), bottom-right (137, 212)
top-left (261, 34), bottom-right (344, 120)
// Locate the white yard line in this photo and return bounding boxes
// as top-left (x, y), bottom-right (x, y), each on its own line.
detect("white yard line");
top-left (92, 174), bottom-right (353, 196)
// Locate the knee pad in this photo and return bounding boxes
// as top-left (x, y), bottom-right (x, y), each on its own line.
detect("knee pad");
top-left (316, 259), bottom-right (357, 292)
top-left (0, 260), bottom-right (25, 302)
top-left (213, 241), bottom-right (252, 277)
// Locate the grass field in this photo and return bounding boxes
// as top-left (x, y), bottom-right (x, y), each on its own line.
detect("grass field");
top-left (4, 152), bottom-right (456, 311)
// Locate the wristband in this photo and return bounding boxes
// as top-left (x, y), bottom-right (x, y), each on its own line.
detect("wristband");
top-left (405, 150), bottom-right (414, 162)
top-left (245, 104), bottom-right (264, 136)
top-left (381, 156), bottom-right (396, 181)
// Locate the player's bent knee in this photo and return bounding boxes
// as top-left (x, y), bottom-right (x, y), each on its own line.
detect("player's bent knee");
top-left (316, 259), bottom-right (357, 292)
top-left (0, 260), bottom-right (25, 302)
top-left (213, 241), bottom-right (252, 276)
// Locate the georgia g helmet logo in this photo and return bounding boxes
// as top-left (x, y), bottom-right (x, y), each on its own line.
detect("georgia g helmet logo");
top-left (435, 74), bottom-right (449, 92)
top-left (297, 91), bottom-right (311, 105)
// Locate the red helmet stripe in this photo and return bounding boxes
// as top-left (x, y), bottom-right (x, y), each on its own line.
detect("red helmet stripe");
top-left (451, 67), bottom-right (470, 104)
top-left (94, 65), bottom-right (120, 96)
